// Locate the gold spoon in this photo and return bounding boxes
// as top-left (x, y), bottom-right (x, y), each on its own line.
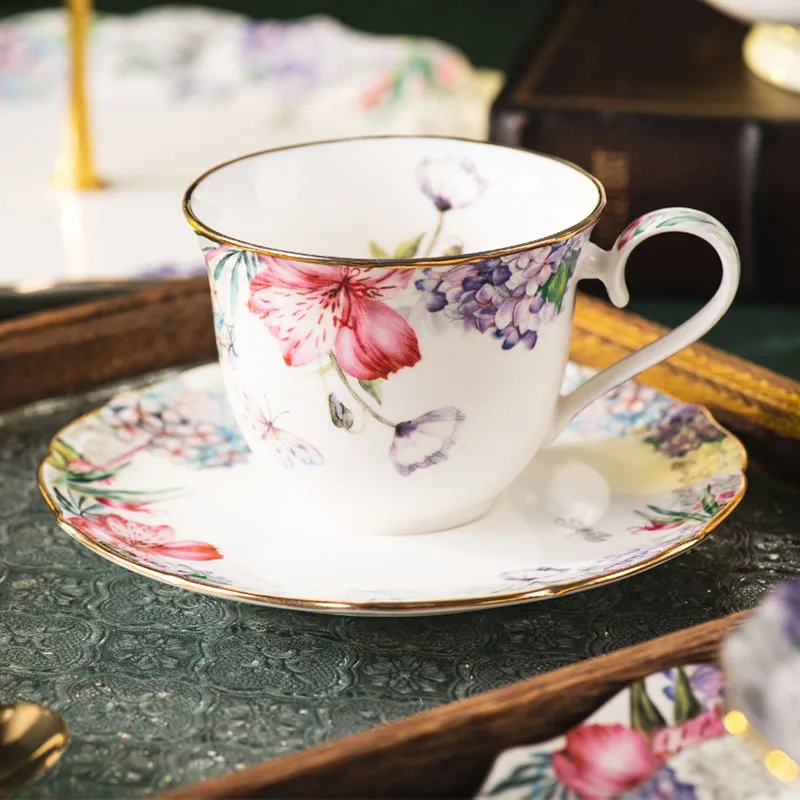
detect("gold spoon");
top-left (0, 703), bottom-right (69, 796)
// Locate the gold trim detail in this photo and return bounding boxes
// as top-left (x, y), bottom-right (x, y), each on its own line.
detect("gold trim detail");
top-left (182, 135), bottom-right (606, 270)
top-left (37, 387), bottom-right (747, 614)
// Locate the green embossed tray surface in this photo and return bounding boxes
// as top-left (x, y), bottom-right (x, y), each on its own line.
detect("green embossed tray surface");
top-left (2, 372), bottom-right (799, 798)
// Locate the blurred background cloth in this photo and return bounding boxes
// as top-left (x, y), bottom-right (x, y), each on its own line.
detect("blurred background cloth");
top-left (0, 0), bottom-right (554, 71)
top-left (0, 6), bottom-right (503, 293)
top-left (1, 6), bottom-right (504, 178)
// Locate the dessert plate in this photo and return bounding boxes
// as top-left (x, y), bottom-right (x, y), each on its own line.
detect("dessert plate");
top-left (38, 363), bottom-right (746, 616)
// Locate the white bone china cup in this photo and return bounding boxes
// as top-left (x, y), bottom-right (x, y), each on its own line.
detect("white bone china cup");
top-left (183, 136), bottom-right (740, 536)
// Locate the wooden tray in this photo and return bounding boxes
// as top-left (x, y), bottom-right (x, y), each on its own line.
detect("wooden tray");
top-left (2, 282), bottom-right (797, 797)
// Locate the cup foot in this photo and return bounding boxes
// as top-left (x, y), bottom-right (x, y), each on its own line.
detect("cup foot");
top-left (368, 496), bottom-right (499, 537)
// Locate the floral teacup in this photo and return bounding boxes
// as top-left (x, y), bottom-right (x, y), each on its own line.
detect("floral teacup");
top-left (183, 135), bottom-right (740, 536)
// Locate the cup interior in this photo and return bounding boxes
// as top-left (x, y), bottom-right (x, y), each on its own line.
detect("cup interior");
top-left (185, 136), bottom-right (603, 262)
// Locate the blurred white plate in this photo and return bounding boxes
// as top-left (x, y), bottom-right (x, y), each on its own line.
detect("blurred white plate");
top-left (0, 8), bottom-right (501, 300)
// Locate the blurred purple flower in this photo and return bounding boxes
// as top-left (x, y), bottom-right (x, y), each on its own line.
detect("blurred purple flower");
top-left (136, 263), bottom-right (205, 279)
top-left (644, 405), bottom-right (724, 458)
top-left (773, 578), bottom-right (800, 647)
top-left (663, 665), bottom-right (725, 709)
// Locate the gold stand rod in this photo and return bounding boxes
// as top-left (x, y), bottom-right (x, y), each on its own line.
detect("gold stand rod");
top-left (53, 0), bottom-right (103, 190)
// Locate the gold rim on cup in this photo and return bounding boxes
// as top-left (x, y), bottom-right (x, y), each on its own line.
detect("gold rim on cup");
top-left (182, 135), bottom-right (607, 270)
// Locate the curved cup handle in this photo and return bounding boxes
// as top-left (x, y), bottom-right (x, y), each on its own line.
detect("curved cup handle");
top-left (548, 207), bottom-right (741, 442)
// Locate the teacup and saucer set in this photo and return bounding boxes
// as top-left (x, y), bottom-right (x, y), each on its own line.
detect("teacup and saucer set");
top-left (39, 136), bottom-right (745, 616)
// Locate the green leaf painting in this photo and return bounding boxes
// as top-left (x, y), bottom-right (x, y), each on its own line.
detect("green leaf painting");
top-left (672, 667), bottom-right (703, 725)
top-left (630, 680), bottom-right (667, 734)
top-left (358, 379), bottom-right (383, 405)
top-left (540, 250), bottom-right (577, 313)
top-left (369, 241), bottom-right (389, 259)
top-left (393, 233), bottom-right (425, 259)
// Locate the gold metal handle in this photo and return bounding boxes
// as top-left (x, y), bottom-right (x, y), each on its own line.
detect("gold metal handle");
top-left (53, 0), bottom-right (103, 190)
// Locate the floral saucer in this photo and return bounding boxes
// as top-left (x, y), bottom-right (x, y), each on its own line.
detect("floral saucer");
top-left (38, 362), bottom-right (746, 616)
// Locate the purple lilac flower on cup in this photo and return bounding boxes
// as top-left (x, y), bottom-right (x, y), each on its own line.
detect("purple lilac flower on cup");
top-left (415, 234), bottom-right (585, 352)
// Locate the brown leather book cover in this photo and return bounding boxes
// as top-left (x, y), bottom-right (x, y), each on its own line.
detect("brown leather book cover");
top-left (490, 0), bottom-right (800, 301)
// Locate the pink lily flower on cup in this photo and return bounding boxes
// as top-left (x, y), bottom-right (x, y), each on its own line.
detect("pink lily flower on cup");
top-left (248, 258), bottom-right (421, 381)
top-left (69, 514), bottom-right (222, 562)
top-left (246, 255), bottom-right (464, 478)
top-left (552, 723), bottom-right (658, 798)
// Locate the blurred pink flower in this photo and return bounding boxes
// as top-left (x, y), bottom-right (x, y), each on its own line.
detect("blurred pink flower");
top-left (651, 710), bottom-right (726, 762)
top-left (617, 215), bottom-right (654, 250)
top-left (68, 458), bottom-right (97, 473)
top-left (552, 724), bottom-right (658, 798)
top-left (630, 519), bottom-right (685, 534)
top-left (96, 498), bottom-right (152, 514)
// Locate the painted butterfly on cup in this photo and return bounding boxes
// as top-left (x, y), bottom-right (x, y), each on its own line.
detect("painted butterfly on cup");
top-left (231, 379), bottom-right (324, 468)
